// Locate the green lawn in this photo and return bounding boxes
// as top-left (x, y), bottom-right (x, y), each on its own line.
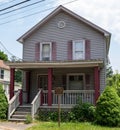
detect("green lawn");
top-left (27, 122), bottom-right (120, 130)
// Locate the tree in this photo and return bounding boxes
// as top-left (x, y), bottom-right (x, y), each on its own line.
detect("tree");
top-left (0, 84), bottom-right (8, 119)
top-left (15, 70), bottom-right (22, 83)
top-left (0, 51), bottom-right (8, 61)
top-left (106, 65), bottom-right (113, 78)
top-left (106, 64), bottom-right (113, 86)
top-left (95, 86), bottom-right (120, 126)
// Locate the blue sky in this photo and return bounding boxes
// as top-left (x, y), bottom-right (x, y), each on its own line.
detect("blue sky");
top-left (0, 0), bottom-right (120, 72)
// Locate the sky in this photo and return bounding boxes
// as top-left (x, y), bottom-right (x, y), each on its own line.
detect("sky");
top-left (0, 0), bottom-right (120, 72)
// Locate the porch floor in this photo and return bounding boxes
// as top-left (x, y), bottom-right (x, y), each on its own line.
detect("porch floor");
top-left (40, 104), bottom-right (74, 109)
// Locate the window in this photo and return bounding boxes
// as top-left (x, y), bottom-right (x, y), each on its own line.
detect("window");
top-left (0, 69), bottom-right (4, 79)
top-left (67, 74), bottom-right (85, 90)
top-left (40, 42), bottom-right (51, 61)
top-left (73, 40), bottom-right (85, 60)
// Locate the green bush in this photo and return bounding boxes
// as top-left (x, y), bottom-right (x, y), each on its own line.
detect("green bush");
top-left (0, 84), bottom-right (8, 119)
top-left (95, 86), bottom-right (120, 127)
top-left (72, 102), bottom-right (95, 122)
top-left (36, 110), bottom-right (75, 122)
top-left (25, 114), bottom-right (32, 124)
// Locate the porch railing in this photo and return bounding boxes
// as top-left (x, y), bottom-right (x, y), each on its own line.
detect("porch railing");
top-left (8, 90), bottom-right (20, 120)
top-left (43, 90), bottom-right (95, 105)
top-left (31, 89), bottom-right (41, 118)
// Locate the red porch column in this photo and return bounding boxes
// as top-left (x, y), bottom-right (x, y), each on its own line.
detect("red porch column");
top-left (10, 68), bottom-right (15, 100)
top-left (94, 67), bottom-right (100, 103)
top-left (25, 71), bottom-right (30, 103)
top-left (48, 68), bottom-right (53, 106)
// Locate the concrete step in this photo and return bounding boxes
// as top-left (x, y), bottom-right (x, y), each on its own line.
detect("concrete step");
top-left (9, 118), bottom-right (26, 122)
top-left (16, 107), bottom-right (31, 112)
top-left (12, 115), bottom-right (27, 119)
top-left (14, 111), bottom-right (31, 115)
top-left (9, 105), bottom-right (32, 121)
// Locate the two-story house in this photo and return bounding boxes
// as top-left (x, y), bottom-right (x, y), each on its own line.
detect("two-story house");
top-left (7, 5), bottom-right (111, 120)
top-left (0, 60), bottom-right (10, 100)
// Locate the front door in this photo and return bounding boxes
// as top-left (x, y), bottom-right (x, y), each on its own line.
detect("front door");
top-left (38, 75), bottom-right (48, 90)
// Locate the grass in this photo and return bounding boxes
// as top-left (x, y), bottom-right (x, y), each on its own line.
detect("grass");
top-left (27, 122), bottom-right (120, 130)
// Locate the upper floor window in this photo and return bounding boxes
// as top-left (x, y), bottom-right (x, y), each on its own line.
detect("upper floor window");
top-left (40, 42), bottom-right (52, 61)
top-left (73, 40), bottom-right (85, 60)
top-left (0, 69), bottom-right (4, 79)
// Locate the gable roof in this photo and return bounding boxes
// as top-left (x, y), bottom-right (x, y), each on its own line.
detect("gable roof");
top-left (17, 5), bottom-right (111, 52)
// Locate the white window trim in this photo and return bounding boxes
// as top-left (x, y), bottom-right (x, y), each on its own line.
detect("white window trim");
top-left (40, 42), bottom-right (52, 61)
top-left (67, 73), bottom-right (85, 90)
top-left (72, 40), bottom-right (85, 60)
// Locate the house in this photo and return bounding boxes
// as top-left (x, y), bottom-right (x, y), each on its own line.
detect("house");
top-left (0, 60), bottom-right (10, 100)
top-left (7, 5), bottom-right (111, 120)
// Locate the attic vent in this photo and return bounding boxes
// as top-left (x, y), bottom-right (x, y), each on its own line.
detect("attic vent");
top-left (58, 21), bottom-right (66, 28)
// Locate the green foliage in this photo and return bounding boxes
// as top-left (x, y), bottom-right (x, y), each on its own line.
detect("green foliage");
top-left (106, 65), bottom-right (113, 79)
top-left (25, 114), bottom-right (32, 124)
top-left (36, 110), bottom-right (75, 122)
top-left (95, 86), bottom-right (120, 127)
top-left (27, 122), bottom-right (120, 130)
top-left (72, 102), bottom-right (95, 122)
top-left (0, 51), bottom-right (8, 61)
top-left (15, 70), bottom-right (22, 83)
top-left (0, 84), bottom-right (8, 119)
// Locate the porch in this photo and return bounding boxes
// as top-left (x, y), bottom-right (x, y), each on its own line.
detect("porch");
top-left (42, 90), bottom-right (94, 106)
top-left (7, 60), bottom-right (102, 120)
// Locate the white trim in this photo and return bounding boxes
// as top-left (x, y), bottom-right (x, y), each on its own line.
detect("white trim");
top-left (67, 73), bottom-right (85, 90)
top-left (40, 42), bottom-right (52, 61)
top-left (72, 40), bottom-right (85, 60)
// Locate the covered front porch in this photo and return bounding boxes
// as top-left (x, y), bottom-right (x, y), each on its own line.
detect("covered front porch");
top-left (7, 60), bottom-right (102, 119)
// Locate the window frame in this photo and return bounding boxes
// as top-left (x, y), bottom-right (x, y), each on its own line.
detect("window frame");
top-left (67, 73), bottom-right (85, 90)
top-left (72, 40), bottom-right (85, 60)
top-left (0, 69), bottom-right (4, 79)
top-left (40, 42), bottom-right (52, 61)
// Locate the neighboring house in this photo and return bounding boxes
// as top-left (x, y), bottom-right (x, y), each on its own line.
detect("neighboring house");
top-left (0, 60), bottom-right (10, 100)
top-left (7, 5), bottom-right (111, 120)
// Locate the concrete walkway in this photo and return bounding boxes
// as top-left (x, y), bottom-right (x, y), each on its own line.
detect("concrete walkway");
top-left (0, 122), bottom-right (34, 130)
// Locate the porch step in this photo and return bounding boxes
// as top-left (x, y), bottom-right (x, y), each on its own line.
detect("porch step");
top-left (9, 105), bottom-right (32, 121)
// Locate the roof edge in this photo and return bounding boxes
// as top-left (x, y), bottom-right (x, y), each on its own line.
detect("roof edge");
top-left (17, 5), bottom-right (111, 44)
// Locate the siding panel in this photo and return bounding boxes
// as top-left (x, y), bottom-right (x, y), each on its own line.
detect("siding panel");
top-left (23, 12), bottom-right (105, 61)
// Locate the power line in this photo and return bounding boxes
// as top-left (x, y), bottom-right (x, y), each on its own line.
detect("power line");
top-left (0, 0), bottom-right (30, 12)
top-left (0, 0), bottom-right (55, 20)
top-left (0, 0), bottom-right (45, 16)
top-left (0, 41), bottom-right (21, 60)
top-left (0, 0), bottom-right (78, 25)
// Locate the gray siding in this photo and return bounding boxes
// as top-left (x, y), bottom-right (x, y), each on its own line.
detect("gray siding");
top-left (22, 11), bottom-right (107, 99)
top-left (29, 68), bottom-right (94, 102)
top-left (23, 12), bottom-right (106, 61)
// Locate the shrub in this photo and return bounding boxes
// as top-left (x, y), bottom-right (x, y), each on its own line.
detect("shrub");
top-left (95, 86), bottom-right (120, 127)
top-left (0, 84), bottom-right (8, 119)
top-left (25, 114), bottom-right (32, 124)
top-left (36, 110), bottom-right (75, 122)
top-left (72, 102), bottom-right (95, 122)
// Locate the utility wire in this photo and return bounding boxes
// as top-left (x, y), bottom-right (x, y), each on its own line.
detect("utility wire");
top-left (0, 41), bottom-right (21, 59)
top-left (0, 0), bottom-right (45, 16)
top-left (0, 0), bottom-right (30, 12)
top-left (0, 0), bottom-right (78, 25)
top-left (0, 0), bottom-right (55, 20)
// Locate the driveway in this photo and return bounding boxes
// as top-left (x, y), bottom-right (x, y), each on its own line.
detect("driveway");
top-left (0, 122), bottom-right (34, 130)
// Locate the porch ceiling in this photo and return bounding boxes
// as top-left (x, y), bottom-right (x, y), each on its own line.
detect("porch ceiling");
top-left (6, 60), bottom-right (104, 70)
